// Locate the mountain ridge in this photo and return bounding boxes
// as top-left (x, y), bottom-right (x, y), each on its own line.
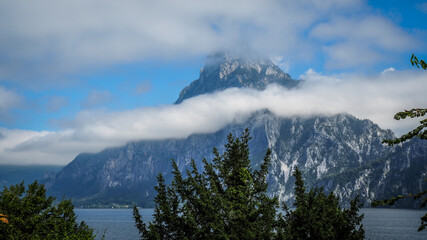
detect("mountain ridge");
top-left (44, 110), bottom-right (426, 208)
top-left (175, 51), bottom-right (299, 104)
top-left (44, 51), bottom-right (427, 208)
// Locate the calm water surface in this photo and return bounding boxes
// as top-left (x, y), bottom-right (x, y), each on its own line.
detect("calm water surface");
top-left (75, 208), bottom-right (427, 240)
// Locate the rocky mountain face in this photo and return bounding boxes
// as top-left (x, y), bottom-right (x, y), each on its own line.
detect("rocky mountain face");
top-left (318, 138), bottom-right (427, 208)
top-left (45, 52), bottom-right (427, 208)
top-left (175, 50), bottom-right (298, 104)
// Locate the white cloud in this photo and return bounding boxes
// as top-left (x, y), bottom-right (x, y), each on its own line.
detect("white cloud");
top-left (322, 42), bottom-right (385, 69)
top-left (1, 69), bottom-right (426, 165)
top-left (46, 96), bottom-right (69, 112)
top-left (311, 16), bottom-right (416, 50)
top-left (381, 67), bottom-right (396, 74)
top-left (81, 90), bottom-right (112, 108)
top-left (136, 81), bottom-right (153, 95)
top-left (299, 68), bottom-right (342, 83)
top-left (310, 15), bottom-right (422, 69)
top-left (272, 56), bottom-right (291, 73)
top-left (0, 86), bottom-right (23, 122)
top-left (0, 128), bottom-right (56, 165)
top-left (0, 87), bottom-right (21, 112)
top-left (0, 0), bottom-right (420, 84)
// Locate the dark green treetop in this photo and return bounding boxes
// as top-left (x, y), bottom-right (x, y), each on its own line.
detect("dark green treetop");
top-left (134, 129), bottom-right (279, 239)
top-left (0, 181), bottom-right (96, 240)
top-left (280, 167), bottom-right (365, 240)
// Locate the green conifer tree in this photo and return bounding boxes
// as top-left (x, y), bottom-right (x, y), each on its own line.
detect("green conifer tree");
top-left (0, 181), bottom-right (96, 239)
top-left (134, 129), bottom-right (279, 239)
top-left (281, 167), bottom-right (365, 240)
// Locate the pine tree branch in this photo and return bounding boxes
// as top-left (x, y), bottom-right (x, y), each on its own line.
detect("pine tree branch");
top-left (411, 54), bottom-right (427, 70)
top-left (382, 108), bottom-right (427, 146)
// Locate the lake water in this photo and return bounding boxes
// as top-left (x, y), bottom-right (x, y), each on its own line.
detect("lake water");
top-left (75, 208), bottom-right (427, 240)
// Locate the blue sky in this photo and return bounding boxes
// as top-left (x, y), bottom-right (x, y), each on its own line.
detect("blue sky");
top-left (0, 0), bottom-right (426, 165)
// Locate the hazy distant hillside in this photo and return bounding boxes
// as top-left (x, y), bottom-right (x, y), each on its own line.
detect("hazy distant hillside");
top-left (0, 165), bottom-right (62, 187)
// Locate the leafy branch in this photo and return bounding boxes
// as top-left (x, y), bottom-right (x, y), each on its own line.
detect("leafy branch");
top-left (382, 108), bottom-right (427, 145)
top-left (382, 55), bottom-right (427, 146)
top-left (411, 54), bottom-right (427, 70)
top-left (0, 214), bottom-right (8, 224)
top-left (371, 187), bottom-right (427, 231)
top-left (374, 54), bottom-right (427, 232)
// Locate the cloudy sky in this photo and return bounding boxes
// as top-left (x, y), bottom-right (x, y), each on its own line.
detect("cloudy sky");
top-left (0, 0), bottom-right (426, 165)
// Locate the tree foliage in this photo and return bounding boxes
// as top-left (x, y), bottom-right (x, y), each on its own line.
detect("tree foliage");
top-left (134, 129), bottom-right (365, 240)
top-left (280, 167), bottom-right (365, 240)
top-left (372, 190), bottom-right (427, 231)
top-left (134, 129), bottom-right (279, 239)
top-left (374, 54), bottom-right (427, 231)
top-left (0, 181), bottom-right (96, 239)
top-left (0, 213), bottom-right (8, 224)
top-left (382, 108), bottom-right (427, 145)
top-left (382, 54), bottom-right (427, 145)
top-left (411, 53), bottom-right (427, 70)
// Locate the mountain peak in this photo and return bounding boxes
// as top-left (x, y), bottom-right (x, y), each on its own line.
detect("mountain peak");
top-left (175, 50), bottom-right (298, 104)
top-left (202, 50), bottom-right (274, 79)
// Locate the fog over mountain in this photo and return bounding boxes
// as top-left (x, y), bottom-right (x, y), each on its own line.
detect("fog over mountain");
top-left (44, 52), bottom-right (427, 208)
top-left (0, 50), bottom-right (426, 165)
